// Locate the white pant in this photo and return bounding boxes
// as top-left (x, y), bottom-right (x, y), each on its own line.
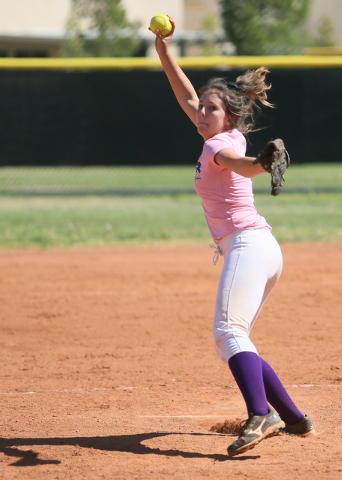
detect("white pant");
top-left (213, 228), bottom-right (283, 363)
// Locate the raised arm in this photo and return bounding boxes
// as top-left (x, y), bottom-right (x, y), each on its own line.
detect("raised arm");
top-left (150, 16), bottom-right (199, 125)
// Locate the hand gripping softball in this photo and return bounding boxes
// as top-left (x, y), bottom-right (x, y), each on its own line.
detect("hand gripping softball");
top-left (253, 138), bottom-right (290, 196)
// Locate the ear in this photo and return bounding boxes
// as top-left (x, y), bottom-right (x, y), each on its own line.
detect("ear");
top-left (225, 115), bottom-right (232, 127)
top-left (226, 114), bottom-right (236, 127)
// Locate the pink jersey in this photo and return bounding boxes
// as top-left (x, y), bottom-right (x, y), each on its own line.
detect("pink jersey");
top-left (194, 129), bottom-right (270, 244)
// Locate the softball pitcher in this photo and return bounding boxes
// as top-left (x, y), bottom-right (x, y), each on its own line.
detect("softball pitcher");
top-left (151, 16), bottom-right (314, 457)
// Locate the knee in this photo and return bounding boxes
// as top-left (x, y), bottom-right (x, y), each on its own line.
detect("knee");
top-left (213, 332), bottom-right (258, 363)
top-left (213, 320), bottom-right (248, 342)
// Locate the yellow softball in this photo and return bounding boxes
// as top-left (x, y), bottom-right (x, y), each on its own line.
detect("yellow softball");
top-left (150, 14), bottom-right (172, 36)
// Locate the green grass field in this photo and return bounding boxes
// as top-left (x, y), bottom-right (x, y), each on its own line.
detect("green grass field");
top-left (0, 164), bottom-right (341, 248)
top-left (0, 163), bottom-right (342, 194)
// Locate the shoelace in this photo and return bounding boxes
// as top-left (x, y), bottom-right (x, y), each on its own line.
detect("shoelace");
top-left (239, 416), bottom-right (254, 436)
top-left (210, 244), bottom-right (223, 265)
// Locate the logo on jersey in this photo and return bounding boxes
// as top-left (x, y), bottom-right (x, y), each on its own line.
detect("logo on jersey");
top-left (195, 160), bottom-right (202, 180)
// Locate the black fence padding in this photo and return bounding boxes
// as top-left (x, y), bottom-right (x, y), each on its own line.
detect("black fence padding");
top-left (0, 68), bottom-right (341, 166)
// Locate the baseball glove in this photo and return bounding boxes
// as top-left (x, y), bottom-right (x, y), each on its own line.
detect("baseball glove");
top-left (253, 138), bottom-right (290, 196)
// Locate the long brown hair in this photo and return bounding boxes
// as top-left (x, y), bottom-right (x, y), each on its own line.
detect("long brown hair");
top-left (199, 67), bottom-right (273, 134)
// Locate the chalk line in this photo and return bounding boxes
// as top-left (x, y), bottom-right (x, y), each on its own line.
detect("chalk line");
top-left (0, 386), bottom-right (143, 396)
top-left (0, 384), bottom-right (340, 396)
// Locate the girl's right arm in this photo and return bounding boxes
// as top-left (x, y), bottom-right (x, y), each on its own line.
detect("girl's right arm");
top-left (151, 16), bottom-right (199, 126)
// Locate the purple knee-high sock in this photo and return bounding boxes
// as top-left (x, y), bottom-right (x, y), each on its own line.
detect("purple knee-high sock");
top-left (260, 358), bottom-right (303, 425)
top-left (228, 352), bottom-right (269, 416)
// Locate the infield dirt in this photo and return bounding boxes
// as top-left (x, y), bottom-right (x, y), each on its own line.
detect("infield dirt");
top-left (0, 244), bottom-right (341, 479)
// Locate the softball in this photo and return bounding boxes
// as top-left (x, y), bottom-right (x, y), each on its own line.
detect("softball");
top-left (150, 14), bottom-right (172, 36)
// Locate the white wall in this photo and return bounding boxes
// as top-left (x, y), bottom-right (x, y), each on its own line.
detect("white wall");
top-left (0, 0), bottom-right (71, 35)
top-left (123, 0), bottom-right (184, 30)
top-left (305, 0), bottom-right (342, 45)
top-left (183, 0), bottom-right (221, 32)
top-left (0, 0), bottom-right (184, 36)
top-left (0, 0), bottom-right (340, 50)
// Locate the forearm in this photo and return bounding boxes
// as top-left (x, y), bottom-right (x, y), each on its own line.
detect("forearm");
top-left (215, 150), bottom-right (266, 178)
top-left (232, 157), bottom-right (266, 178)
top-left (157, 49), bottom-right (198, 123)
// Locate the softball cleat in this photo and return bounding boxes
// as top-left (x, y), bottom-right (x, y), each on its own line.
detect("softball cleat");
top-left (227, 408), bottom-right (284, 457)
top-left (283, 414), bottom-right (315, 436)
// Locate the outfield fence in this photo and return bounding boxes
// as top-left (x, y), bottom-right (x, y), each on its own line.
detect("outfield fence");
top-left (0, 56), bottom-right (341, 169)
top-left (0, 56), bottom-right (341, 199)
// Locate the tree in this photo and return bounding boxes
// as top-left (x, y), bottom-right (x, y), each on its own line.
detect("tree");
top-left (315, 16), bottom-right (337, 47)
top-left (62, 0), bottom-right (141, 57)
top-left (219, 0), bottom-right (313, 55)
top-left (201, 15), bottom-right (220, 56)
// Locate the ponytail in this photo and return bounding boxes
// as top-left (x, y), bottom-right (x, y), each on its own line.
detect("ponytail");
top-left (199, 67), bottom-right (273, 134)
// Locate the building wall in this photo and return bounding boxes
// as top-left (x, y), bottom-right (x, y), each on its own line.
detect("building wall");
top-left (0, 0), bottom-right (70, 34)
top-left (0, 0), bottom-right (70, 56)
top-left (123, 0), bottom-right (184, 30)
top-left (183, 0), bottom-right (220, 31)
top-left (305, 0), bottom-right (342, 45)
top-left (0, 0), bottom-right (340, 57)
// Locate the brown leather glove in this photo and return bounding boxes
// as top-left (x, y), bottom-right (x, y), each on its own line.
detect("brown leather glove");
top-left (253, 138), bottom-right (290, 196)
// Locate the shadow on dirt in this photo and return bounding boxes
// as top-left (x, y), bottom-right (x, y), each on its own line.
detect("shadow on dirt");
top-left (0, 432), bottom-right (260, 466)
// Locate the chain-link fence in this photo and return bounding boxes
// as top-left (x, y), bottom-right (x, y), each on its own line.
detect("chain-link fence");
top-left (0, 164), bottom-right (341, 196)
